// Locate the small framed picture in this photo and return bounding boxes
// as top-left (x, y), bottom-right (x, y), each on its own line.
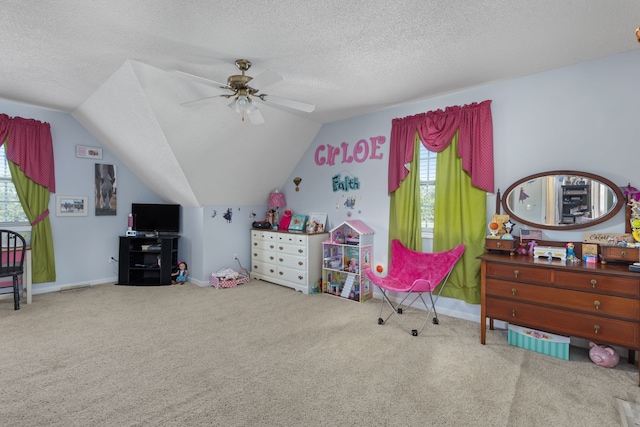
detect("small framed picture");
top-left (56, 196), bottom-right (88, 216)
top-left (76, 145), bottom-right (103, 159)
top-left (308, 212), bottom-right (327, 232)
top-left (288, 214), bottom-right (307, 231)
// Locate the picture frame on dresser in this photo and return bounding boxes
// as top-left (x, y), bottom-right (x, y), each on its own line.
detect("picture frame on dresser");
top-left (288, 214), bottom-right (307, 231)
top-left (308, 212), bottom-right (327, 232)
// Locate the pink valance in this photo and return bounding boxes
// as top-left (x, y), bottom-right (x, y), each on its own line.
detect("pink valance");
top-left (0, 114), bottom-right (56, 192)
top-left (388, 100), bottom-right (493, 194)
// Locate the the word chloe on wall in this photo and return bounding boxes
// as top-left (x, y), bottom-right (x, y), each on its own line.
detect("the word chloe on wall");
top-left (314, 136), bottom-right (386, 166)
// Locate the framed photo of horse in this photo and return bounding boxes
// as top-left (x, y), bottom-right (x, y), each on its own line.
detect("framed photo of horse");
top-left (95, 163), bottom-right (117, 216)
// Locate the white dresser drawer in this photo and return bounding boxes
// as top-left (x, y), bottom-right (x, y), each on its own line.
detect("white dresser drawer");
top-left (278, 254), bottom-right (306, 270)
top-left (252, 248), bottom-right (277, 264)
top-left (278, 242), bottom-right (307, 257)
top-left (276, 265), bottom-right (307, 284)
top-left (252, 239), bottom-right (277, 251)
top-left (251, 259), bottom-right (277, 276)
top-left (252, 230), bottom-right (278, 242)
top-left (277, 234), bottom-right (307, 245)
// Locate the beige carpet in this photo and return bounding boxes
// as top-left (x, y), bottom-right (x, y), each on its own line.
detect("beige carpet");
top-left (1, 280), bottom-right (637, 426)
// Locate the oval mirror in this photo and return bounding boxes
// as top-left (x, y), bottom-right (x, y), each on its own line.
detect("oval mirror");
top-left (501, 170), bottom-right (624, 230)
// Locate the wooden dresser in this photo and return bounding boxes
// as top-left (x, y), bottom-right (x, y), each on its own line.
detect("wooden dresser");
top-left (479, 253), bottom-right (640, 385)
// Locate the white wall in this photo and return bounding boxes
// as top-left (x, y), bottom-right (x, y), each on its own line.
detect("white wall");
top-left (0, 99), bottom-right (163, 294)
top-left (275, 48), bottom-right (640, 321)
top-left (4, 47), bottom-right (640, 317)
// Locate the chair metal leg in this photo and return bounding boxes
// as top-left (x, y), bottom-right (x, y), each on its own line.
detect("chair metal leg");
top-left (377, 286), bottom-right (423, 336)
top-left (13, 275), bottom-right (20, 310)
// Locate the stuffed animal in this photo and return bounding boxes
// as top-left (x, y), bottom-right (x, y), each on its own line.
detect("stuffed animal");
top-left (279, 209), bottom-right (293, 230)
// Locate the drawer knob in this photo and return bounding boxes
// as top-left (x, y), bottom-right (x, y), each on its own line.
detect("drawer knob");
top-left (278, 246), bottom-right (282, 250)
top-left (298, 275), bottom-right (303, 280)
top-left (269, 256), bottom-right (274, 260)
top-left (621, 251), bottom-right (627, 257)
top-left (269, 269), bottom-right (275, 273)
top-left (279, 258), bottom-right (284, 262)
top-left (594, 300), bottom-right (600, 310)
top-left (591, 279), bottom-right (597, 289)
top-left (511, 288), bottom-right (517, 296)
top-left (298, 261), bottom-right (304, 266)
top-left (270, 245), bottom-right (275, 249)
top-left (593, 324), bottom-right (600, 334)
top-left (513, 269), bottom-right (519, 279)
top-left (298, 249), bottom-right (304, 253)
top-left (253, 252), bottom-right (258, 257)
top-left (279, 271), bottom-right (284, 276)
top-left (511, 309), bottom-right (516, 317)
top-left (496, 242), bottom-right (502, 248)
top-left (253, 242), bottom-right (258, 246)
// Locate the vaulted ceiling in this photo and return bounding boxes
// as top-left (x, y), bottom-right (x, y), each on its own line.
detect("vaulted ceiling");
top-left (2, 1), bottom-right (639, 206)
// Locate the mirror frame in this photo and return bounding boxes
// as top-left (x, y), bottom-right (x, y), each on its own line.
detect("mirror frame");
top-left (501, 170), bottom-right (625, 231)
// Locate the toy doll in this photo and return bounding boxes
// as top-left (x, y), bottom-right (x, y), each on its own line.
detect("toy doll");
top-left (172, 261), bottom-right (189, 285)
top-left (279, 209), bottom-right (293, 230)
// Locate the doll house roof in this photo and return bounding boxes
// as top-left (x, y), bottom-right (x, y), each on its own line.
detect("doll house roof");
top-left (332, 220), bottom-right (375, 236)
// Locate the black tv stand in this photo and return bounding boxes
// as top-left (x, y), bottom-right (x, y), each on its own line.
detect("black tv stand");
top-left (117, 235), bottom-right (179, 285)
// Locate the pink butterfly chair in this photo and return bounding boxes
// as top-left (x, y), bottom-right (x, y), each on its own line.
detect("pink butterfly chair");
top-left (366, 239), bottom-right (465, 336)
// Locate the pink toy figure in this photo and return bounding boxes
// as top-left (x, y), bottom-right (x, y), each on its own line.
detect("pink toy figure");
top-left (517, 242), bottom-right (528, 255)
top-left (589, 342), bottom-right (619, 368)
top-left (527, 240), bottom-right (538, 255)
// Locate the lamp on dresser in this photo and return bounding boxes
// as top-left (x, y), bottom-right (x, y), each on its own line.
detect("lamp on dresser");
top-left (268, 190), bottom-right (286, 226)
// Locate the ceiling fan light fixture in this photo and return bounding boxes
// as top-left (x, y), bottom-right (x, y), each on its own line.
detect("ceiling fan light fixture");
top-left (236, 95), bottom-right (249, 111)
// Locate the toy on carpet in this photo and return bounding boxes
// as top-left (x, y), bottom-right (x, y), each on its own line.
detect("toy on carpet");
top-left (209, 267), bottom-right (249, 289)
top-left (171, 261), bottom-right (189, 285)
top-left (589, 342), bottom-right (619, 368)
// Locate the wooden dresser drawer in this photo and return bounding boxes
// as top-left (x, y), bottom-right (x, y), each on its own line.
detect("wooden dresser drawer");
top-left (600, 246), bottom-right (639, 264)
top-left (486, 263), bottom-right (552, 284)
top-left (485, 238), bottom-right (519, 251)
top-left (486, 297), bottom-right (639, 348)
top-left (487, 279), bottom-right (640, 319)
top-left (555, 270), bottom-right (640, 297)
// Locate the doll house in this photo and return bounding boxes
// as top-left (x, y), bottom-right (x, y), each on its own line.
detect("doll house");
top-left (321, 220), bottom-right (374, 302)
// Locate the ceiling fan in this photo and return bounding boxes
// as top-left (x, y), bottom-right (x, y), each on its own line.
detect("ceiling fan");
top-left (174, 59), bottom-right (315, 125)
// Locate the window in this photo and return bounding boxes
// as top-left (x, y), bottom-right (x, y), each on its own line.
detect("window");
top-left (419, 144), bottom-right (436, 232)
top-left (0, 146), bottom-right (29, 225)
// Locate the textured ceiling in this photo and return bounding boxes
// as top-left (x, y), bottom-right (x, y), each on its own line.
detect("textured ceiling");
top-left (2, 1), bottom-right (640, 206)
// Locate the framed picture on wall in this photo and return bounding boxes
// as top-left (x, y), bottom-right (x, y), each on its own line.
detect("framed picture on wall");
top-left (56, 196), bottom-right (88, 217)
top-left (288, 214), bottom-right (307, 231)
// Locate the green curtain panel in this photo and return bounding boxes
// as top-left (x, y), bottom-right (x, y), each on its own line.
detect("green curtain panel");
top-left (433, 134), bottom-right (485, 304)
top-left (388, 134), bottom-right (422, 252)
top-left (8, 156), bottom-right (56, 283)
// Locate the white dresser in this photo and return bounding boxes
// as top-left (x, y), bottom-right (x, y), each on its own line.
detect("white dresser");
top-left (250, 229), bottom-right (327, 294)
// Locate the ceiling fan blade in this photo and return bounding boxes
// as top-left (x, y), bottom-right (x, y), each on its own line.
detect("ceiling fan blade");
top-left (260, 94), bottom-right (315, 113)
top-left (246, 108), bottom-right (265, 125)
top-left (172, 70), bottom-right (230, 91)
top-left (249, 69), bottom-right (283, 91)
top-left (181, 95), bottom-right (225, 107)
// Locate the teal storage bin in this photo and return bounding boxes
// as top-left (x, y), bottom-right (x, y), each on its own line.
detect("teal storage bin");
top-left (508, 324), bottom-right (570, 360)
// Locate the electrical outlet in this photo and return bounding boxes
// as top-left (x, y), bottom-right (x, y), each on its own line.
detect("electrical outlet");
top-left (233, 254), bottom-right (238, 260)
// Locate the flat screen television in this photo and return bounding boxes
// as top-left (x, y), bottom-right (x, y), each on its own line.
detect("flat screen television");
top-left (132, 203), bottom-right (180, 235)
